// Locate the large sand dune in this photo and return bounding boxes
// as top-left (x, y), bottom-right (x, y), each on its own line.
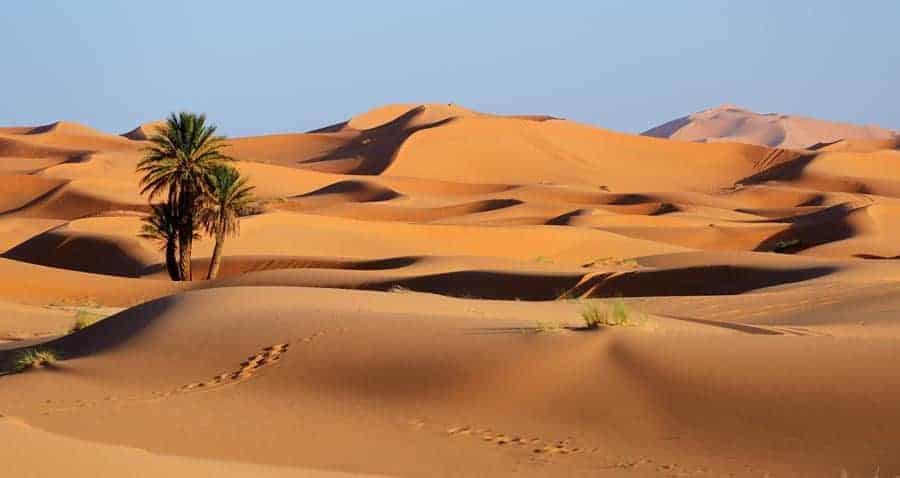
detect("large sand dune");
top-left (643, 104), bottom-right (898, 150)
top-left (2, 104), bottom-right (900, 476)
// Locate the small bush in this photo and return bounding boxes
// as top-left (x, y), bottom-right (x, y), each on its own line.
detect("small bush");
top-left (606, 298), bottom-right (630, 326)
top-left (580, 302), bottom-right (605, 329)
top-left (12, 349), bottom-right (58, 372)
top-left (70, 310), bottom-right (102, 333)
top-left (580, 298), bottom-right (631, 329)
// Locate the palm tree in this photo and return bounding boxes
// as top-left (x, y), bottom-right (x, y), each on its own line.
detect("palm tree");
top-left (139, 203), bottom-right (199, 280)
top-left (139, 203), bottom-right (179, 280)
top-left (136, 112), bottom-right (232, 280)
top-left (199, 164), bottom-right (255, 280)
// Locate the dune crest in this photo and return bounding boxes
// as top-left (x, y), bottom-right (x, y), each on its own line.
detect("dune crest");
top-left (121, 121), bottom-right (166, 141)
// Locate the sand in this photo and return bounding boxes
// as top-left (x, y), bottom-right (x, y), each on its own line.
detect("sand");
top-left (643, 104), bottom-right (898, 150)
top-left (1, 103), bottom-right (900, 477)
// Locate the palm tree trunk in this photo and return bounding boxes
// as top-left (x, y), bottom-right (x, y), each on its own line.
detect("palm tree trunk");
top-left (176, 190), bottom-right (194, 281)
top-left (164, 238), bottom-right (179, 281)
top-left (206, 229), bottom-right (225, 280)
top-left (178, 228), bottom-right (192, 281)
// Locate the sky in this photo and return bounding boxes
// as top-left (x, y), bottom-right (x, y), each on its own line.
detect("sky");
top-left (1, 1), bottom-right (897, 137)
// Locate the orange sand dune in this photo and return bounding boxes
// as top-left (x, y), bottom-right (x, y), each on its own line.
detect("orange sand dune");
top-left (386, 115), bottom-right (799, 189)
top-left (3, 103), bottom-right (900, 477)
top-left (0, 417), bottom-right (383, 478)
top-left (644, 104), bottom-right (897, 149)
top-left (4, 286), bottom-right (900, 477)
top-left (6, 121), bottom-right (141, 152)
top-left (120, 120), bottom-right (166, 141)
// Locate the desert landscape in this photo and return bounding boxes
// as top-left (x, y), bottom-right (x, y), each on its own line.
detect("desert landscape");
top-left (1, 102), bottom-right (900, 477)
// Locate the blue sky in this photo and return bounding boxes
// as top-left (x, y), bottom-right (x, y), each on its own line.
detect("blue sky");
top-left (1, 1), bottom-right (897, 136)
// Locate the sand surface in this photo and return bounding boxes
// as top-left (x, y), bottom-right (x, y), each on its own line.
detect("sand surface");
top-left (643, 104), bottom-right (897, 150)
top-left (2, 104), bottom-right (900, 477)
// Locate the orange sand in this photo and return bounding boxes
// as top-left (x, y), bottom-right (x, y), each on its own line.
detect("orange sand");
top-left (2, 103), bottom-right (900, 477)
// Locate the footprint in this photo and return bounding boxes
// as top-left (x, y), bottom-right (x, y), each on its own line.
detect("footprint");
top-left (441, 422), bottom-right (586, 458)
top-left (39, 335), bottom-right (326, 416)
top-left (176, 342), bottom-right (292, 393)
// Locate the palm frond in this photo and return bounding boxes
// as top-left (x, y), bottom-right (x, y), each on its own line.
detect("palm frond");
top-left (199, 164), bottom-right (255, 237)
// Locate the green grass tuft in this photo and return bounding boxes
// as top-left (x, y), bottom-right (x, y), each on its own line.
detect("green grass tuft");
top-left (12, 349), bottom-right (58, 373)
top-left (580, 302), bottom-right (605, 329)
top-left (607, 298), bottom-right (630, 326)
top-left (579, 298), bottom-right (632, 329)
top-left (70, 310), bottom-right (103, 333)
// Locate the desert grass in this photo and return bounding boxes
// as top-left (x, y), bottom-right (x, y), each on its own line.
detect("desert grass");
top-left (534, 321), bottom-right (566, 333)
top-left (580, 298), bottom-right (632, 329)
top-left (70, 310), bottom-right (103, 333)
top-left (46, 295), bottom-right (101, 309)
top-left (12, 348), bottom-right (58, 373)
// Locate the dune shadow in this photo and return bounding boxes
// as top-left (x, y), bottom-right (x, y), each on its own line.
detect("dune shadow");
top-left (144, 255), bottom-right (424, 279)
top-left (580, 265), bottom-right (837, 297)
top-left (377, 271), bottom-right (582, 301)
top-left (753, 203), bottom-right (861, 253)
top-left (641, 115), bottom-right (691, 137)
top-left (660, 315), bottom-right (784, 335)
top-left (292, 180), bottom-right (400, 202)
top-left (0, 295), bottom-right (175, 366)
top-left (0, 181), bottom-right (68, 217)
top-left (299, 105), bottom-right (457, 175)
top-left (3, 230), bottom-right (152, 277)
top-left (736, 153), bottom-right (818, 185)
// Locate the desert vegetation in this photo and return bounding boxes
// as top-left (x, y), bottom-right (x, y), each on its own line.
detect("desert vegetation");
top-left (198, 164), bottom-right (255, 279)
top-left (11, 349), bottom-right (58, 373)
top-left (580, 298), bottom-right (631, 329)
top-left (136, 112), bottom-right (253, 281)
top-left (69, 310), bottom-right (103, 333)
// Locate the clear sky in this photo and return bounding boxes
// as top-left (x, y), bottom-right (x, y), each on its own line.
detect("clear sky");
top-left (1, 1), bottom-right (897, 137)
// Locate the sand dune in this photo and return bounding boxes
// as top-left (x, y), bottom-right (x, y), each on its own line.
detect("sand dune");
top-left (120, 121), bottom-right (166, 141)
top-left (2, 103), bottom-right (900, 476)
top-left (644, 104), bottom-right (897, 149)
top-left (0, 417), bottom-right (384, 478)
top-left (4, 286), bottom-right (900, 477)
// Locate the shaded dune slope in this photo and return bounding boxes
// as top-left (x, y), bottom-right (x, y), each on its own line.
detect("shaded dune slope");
top-left (2, 287), bottom-right (899, 476)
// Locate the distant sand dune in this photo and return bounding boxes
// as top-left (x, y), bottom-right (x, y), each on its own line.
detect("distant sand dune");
top-left (644, 104), bottom-right (897, 149)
